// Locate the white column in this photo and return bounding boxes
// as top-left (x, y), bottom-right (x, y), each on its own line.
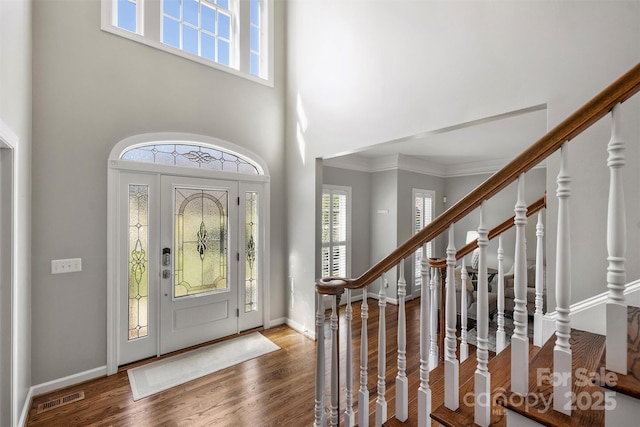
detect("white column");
top-left (395, 260), bottom-right (408, 421)
top-left (344, 289), bottom-right (355, 427)
top-left (474, 202), bottom-right (491, 427)
top-left (444, 224), bottom-right (459, 410)
top-left (314, 291), bottom-right (327, 427)
top-left (606, 103), bottom-right (628, 374)
top-left (511, 174), bottom-right (529, 397)
top-left (460, 259), bottom-right (469, 361)
top-left (375, 276), bottom-right (388, 427)
top-left (553, 143), bottom-right (572, 415)
top-left (418, 245), bottom-right (432, 426)
top-left (358, 289), bottom-right (369, 427)
top-left (496, 234), bottom-right (506, 353)
top-left (429, 267), bottom-right (439, 368)
top-left (534, 212), bottom-right (545, 347)
top-left (330, 295), bottom-right (339, 427)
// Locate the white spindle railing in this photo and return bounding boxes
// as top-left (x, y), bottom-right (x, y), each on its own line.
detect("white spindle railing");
top-left (418, 245), bottom-right (432, 426)
top-left (554, 143), bottom-right (572, 415)
top-left (358, 288), bottom-right (369, 427)
top-left (606, 103), bottom-right (628, 374)
top-left (344, 289), bottom-right (355, 427)
top-left (330, 296), bottom-right (339, 426)
top-left (460, 259), bottom-right (469, 361)
top-left (430, 267), bottom-right (439, 368)
top-left (511, 174), bottom-right (529, 396)
top-left (474, 202), bottom-right (491, 427)
top-left (375, 276), bottom-right (387, 427)
top-left (395, 261), bottom-right (408, 421)
top-left (496, 234), bottom-right (506, 353)
top-left (314, 292), bottom-right (326, 427)
top-left (534, 211), bottom-right (545, 347)
top-left (444, 225), bottom-right (459, 410)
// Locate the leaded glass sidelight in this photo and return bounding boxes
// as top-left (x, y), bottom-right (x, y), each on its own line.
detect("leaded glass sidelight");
top-left (128, 184), bottom-right (149, 340)
top-left (174, 187), bottom-right (229, 297)
top-left (245, 191), bottom-right (259, 312)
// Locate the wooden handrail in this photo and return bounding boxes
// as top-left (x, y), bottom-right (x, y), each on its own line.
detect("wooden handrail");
top-left (318, 62), bottom-right (640, 295)
top-left (455, 194), bottom-right (546, 260)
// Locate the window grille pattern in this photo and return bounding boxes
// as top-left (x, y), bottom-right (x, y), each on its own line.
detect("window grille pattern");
top-left (245, 191), bottom-right (259, 312)
top-left (121, 143), bottom-right (260, 174)
top-left (128, 184), bottom-right (149, 340)
top-left (414, 190), bottom-right (434, 284)
top-left (321, 189), bottom-right (348, 278)
top-left (117, 0), bottom-right (138, 33)
top-left (174, 187), bottom-right (229, 297)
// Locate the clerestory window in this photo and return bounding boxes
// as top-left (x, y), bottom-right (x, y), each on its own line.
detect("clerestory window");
top-left (101, 0), bottom-right (272, 85)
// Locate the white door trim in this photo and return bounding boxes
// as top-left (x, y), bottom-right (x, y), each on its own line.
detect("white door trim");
top-left (0, 118), bottom-right (18, 427)
top-left (106, 133), bottom-right (271, 374)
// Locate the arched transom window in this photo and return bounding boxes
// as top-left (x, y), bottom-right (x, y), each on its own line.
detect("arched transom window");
top-left (121, 143), bottom-right (263, 175)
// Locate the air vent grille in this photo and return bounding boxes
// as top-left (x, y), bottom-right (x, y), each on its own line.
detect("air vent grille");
top-left (36, 391), bottom-right (85, 414)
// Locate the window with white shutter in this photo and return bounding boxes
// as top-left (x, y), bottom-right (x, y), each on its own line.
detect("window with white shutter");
top-left (321, 185), bottom-right (351, 278)
top-left (414, 189), bottom-right (435, 287)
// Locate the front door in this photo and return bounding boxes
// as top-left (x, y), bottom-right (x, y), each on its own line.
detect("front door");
top-left (118, 172), bottom-right (256, 365)
top-left (159, 175), bottom-right (238, 354)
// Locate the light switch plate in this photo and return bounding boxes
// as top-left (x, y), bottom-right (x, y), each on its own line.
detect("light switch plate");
top-left (51, 258), bottom-right (82, 274)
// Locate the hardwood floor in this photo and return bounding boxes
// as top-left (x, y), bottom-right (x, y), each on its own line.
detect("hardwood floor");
top-left (26, 297), bottom-right (425, 427)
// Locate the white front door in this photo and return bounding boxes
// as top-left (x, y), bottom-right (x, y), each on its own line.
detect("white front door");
top-left (117, 172), bottom-right (266, 365)
top-left (159, 175), bottom-right (238, 354)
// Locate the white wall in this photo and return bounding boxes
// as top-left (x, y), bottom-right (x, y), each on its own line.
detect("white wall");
top-left (0, 0), bottom-right (32, 424)
top-left (31, 0), bottom-right (286, 384)
top-left (286, 0), bottom-right (640, 331)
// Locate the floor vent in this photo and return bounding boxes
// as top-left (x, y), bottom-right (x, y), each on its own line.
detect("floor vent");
top-left (36, 391), bottom-right (85, 414)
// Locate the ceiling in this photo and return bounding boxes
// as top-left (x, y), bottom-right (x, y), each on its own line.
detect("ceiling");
top-left (323, 105), bottom-right (548, 177)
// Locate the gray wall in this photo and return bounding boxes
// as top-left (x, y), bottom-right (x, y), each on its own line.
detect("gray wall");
top-left (0, 0), bottom-right (32, 424)
top-left (32, 0), bottom-right (286, 384)
top-left (370, 170), bottom-right (399, 295)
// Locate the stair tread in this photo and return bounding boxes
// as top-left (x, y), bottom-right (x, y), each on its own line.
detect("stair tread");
top-left (381, 347), bottom-right (479, 426)
top-left (428, 342), bottom-right (538, 427)
top-left (596, 305), bottom-right (640, 399)
top-left (498, 328), bottom-right (605, 426)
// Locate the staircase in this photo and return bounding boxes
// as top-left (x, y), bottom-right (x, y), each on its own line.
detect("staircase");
top-left (314, 62), bottom-right (640, 427)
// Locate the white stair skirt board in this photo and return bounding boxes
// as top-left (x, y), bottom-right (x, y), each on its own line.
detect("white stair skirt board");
top-left (128, 332), bottom-right (280, 401)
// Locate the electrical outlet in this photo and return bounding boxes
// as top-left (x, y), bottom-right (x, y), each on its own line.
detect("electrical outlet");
top-left (51, 258), bottom-right (82, 274)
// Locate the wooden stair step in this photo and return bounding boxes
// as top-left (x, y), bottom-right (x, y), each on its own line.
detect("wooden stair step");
top-left (428, 342), bottom-right (539, 427)
top-left (497, 329), bottom-right (606, 426)
top-left (382, 348), bottom-right (480, 427)
top-left (596, 305), bottom-right (640, 399)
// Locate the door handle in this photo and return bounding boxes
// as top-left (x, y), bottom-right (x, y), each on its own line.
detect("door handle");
top-left (162, 247), bottom-right (171, 266)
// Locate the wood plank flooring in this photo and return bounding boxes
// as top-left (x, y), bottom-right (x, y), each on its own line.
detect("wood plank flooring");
top-left (26, 297), bottom-right (426, 427)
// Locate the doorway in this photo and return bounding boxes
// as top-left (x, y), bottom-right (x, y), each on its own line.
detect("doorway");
top-left (108, 134), bottom-right (270, 371)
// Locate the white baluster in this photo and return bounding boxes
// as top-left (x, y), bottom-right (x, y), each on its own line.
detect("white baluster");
top-left (460, 259), bottom-right (469, 361)
top-left (314, 291), bottom-right (326, 427)
top-left (429, 267), bottom-right (439, 368)
top-left (344, 289), bottom-right (355, 427)
top-left (475, 202), bottom-right (491, 427)
top-left (606, 103), bottom-right (628, 374)
top-left (534, 212), bottom-right (545, 347)
top-left (418, 245), bottom-right (432, 426)
top-left (554, 143), bottom-right (572, 415)
top-left (358, 289), bottom-right (369, 427)
top-left (395, 261), bottom-right (408, 421)
top-left (445, 224), bottom-right (459, 410)
top-left (496, 234), bottom-right (506, 353)
top-left (511, 174), bottom-right (529, 397)
top-left (330, 295), bottom-right (339, 426)
top-left (375, 276), bottom-right (387, 427)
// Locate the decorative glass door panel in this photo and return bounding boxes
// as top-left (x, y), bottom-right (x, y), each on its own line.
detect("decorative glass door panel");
top-left (174, 187), bottom-right (229, 298)
top-left (160, 176), bottom-right (238, 355)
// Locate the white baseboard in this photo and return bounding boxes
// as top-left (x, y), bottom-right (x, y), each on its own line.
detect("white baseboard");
top-left (284, 317), bottom-right (316, 340)
top-left (20, 366), bottom-right (107, 426)
top-left (542, 279), bottom-right (640, 339)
